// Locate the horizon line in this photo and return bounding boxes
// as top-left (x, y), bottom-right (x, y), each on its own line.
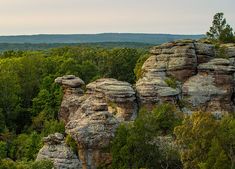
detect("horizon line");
top-left (0, 32), bottom-right (205, 37)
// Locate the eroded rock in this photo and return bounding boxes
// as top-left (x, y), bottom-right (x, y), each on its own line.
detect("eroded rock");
top-left (54, 40), bottom-right (235, 169)
top-left (137, 40), bottom-right (235, 114)
top-left (36, 133), bottom-right (81, 169)
top-left (56, 77), bottom-right (137, 169)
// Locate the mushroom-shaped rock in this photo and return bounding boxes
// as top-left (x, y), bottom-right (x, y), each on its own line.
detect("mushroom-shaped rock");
top-left (55, 75), bottom-right (85, 88)
top-left (55, 75), bottom-right (85, 124)
top-left (56, 76), bottom-right (137, 169)
top-left (36, 133), bottom-right (81, 169)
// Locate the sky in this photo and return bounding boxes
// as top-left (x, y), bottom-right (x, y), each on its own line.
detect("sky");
top-left (0, 0), bottom-right (234, 35)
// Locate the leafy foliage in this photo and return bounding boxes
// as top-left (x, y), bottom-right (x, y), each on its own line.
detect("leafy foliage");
top-left (174, 112), bottom-right (235, 169)
top-left (111, 104), bottom-right (182, 169)
top-left (0, 159), bottom-right (53, 169)
top-left (134, 54), bottom-right (150, 80)
top-left (0, 46), bottom-right (146, 167)
top-left (206, 12), bottom-right (235, 43)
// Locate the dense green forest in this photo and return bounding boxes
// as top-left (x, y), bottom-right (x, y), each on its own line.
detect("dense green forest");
top-left (0, 44), bottom-right (234, 169)
top-left (0, 42), bottom-right (153, 52)
top-left (0, 46), bottom-right (149, 168)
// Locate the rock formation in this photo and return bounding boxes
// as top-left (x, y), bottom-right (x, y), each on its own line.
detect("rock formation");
top-left (44, 40), bottom-right (235, 169)
top-left (136, 40), bottom-right (235, 114)
top-left (36, 133), bottom-right (81, 169)
top-left (55, 77), bottom-right (137, 169)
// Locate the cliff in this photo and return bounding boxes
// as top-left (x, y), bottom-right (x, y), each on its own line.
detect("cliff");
top-left (37, 40), bottom-right (235, 169)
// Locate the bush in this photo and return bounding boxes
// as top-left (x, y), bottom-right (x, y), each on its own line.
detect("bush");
top-left (30, 160), bottom-right (54, 169)
top-left (174, 112), bottom-right (235, 169)
top-left (0, 160), bottom-right (53, 169)
top-left (65, 135), bottom-right (78, 155)
top-left (0, 141), bottom-right (7, 159)
top-left (0, 159), bottom-right (16, 169)
top-left (9, 132), bottom-right (42, 161)
top-left (164, 76), bottom-right (177, 89)
top-left (134, 54), bottom-right (150, 80)
top-left (41, 120), bottom-right (65, 137)
top-left (111, 103), bottom-right (182, 169)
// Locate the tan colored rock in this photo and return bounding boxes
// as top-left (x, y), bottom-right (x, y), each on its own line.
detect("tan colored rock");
top-left (137, 41), bottom-right (235, 114)
top-left (56, 77), bottom-right (137, 169)
top-left (36, 133), bottom-right (81, 169)
top-left (55, 75), bottom-right (85, 124)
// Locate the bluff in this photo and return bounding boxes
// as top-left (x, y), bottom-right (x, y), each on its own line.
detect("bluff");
top-left (37, 40), bottom-right (235, 169)
top-left (136, 40), bottom-right (235, 115)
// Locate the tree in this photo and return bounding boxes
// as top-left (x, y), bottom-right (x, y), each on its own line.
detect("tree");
top-left (174, 112), bottom-right (235, 169)
top-left (174, 112), bottom-right (219, 169)
top-left (0, 141), bottom-right (7, 159)
top-left (206, 12), bottom-right (234, 43)
top-left (111, 104), bottom-right (182, 169)
top-left (199, 138), bottom-right (230, 169)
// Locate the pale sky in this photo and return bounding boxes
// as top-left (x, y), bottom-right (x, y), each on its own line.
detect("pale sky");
top-left (0, 0), bottom-right (234, 35)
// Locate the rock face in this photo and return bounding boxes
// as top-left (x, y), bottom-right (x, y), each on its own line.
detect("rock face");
top-left (136, 40), bottom-right (235, 114)
top-left (36, 133), bottom-right (81, 169)
top-left (55, 77), bottom-right (137, 169)
top-left (53, 40), bottom-right (235, 169)
top-left (55, 75), bottom-right (85, 124)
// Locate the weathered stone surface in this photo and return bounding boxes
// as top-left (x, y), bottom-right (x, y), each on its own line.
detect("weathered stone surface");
top-left (148, 40), bottom-right (197, 81)
top-left (54, 40), bottom-right (235, 169)
top-left (137, 40), bottom-right (235, 114)
top-left (55, 75), bottom-right (85, 124)
top-left (56, 77), bottom-right (137, 169)
top-left (55, 75), bottom-right (85, 88)
top-left (36, 133), bottom-right (81, 169)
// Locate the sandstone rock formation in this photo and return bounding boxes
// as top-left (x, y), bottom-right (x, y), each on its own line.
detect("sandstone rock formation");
top-left (36, 133), bottom-right (81, 169)
top-left (52, 40), bottom-right (235, 169)
top-left (136, 40), bottom-right (235, 114)
top-left (55, 77), bottom-right (137, 169)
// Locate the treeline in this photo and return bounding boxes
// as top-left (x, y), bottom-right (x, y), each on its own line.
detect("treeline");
top-left (0, 42), bottom-right (152, 52)
top-left (0, 46), bottom-right (146, 168)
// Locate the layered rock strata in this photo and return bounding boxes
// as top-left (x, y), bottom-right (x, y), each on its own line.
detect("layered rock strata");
top-left (47, 40), bottom-right (235, 169)
top-left (136, 40), bottom-right (235, 114)
top-left (55, 77), bottom-right (137, 169)
top-left (36, 133), bottom-right (81, 169)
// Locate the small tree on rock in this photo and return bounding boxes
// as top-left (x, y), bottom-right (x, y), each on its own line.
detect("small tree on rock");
top-left (206, 12), bottom-right (234, 43)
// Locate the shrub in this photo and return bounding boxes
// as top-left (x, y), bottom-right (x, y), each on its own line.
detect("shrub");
top-left (164, 76), bottom-right (177, 89)
top-left (134, 54), bottom-right (150, 80)
top-left (65, 135), bottom-right (78, 155)
top-left (111, 103), bottom-right (182, 169)
top-left (0, 141), bottom-right (7, 159)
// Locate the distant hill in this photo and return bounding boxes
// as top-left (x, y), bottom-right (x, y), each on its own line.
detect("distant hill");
top-left (0, 33), bottom-right (204, 44)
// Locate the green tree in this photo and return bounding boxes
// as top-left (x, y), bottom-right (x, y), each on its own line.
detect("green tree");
top-left (134, 54), bottom-right (149, 81)
top-left (207, 12), bottom-right (234, 43)
top-left (111, 104), bottom-right (182, 169)
top-left (9, 132), bottom-right (42, 161)
top-left (0, 141), bottom-right (7, 159)
top-left (175, 112), bottom-right (235, 169)
top-left (199, 138), bottom-right (230, 169)
top-left (174, 112), bottom-right (219, 169)
top-left (29, 160), bottom-right (53, 169)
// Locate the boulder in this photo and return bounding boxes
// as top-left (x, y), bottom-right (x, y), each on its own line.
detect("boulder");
top-left (36, 133), bottom-right (81, 169)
